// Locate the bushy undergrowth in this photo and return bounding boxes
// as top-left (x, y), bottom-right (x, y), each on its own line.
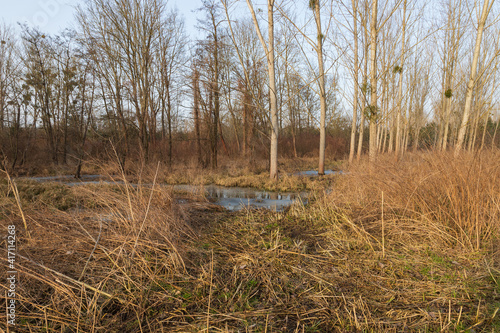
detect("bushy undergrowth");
top-left (0, 151), bottom-right (499, 332)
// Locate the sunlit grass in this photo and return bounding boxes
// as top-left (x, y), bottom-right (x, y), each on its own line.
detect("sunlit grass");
top-left (0, 150), bottom-right (499, 332)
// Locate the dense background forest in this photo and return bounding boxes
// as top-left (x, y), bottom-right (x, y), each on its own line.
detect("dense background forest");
top-left (0, 0), bottom-right (499, 176)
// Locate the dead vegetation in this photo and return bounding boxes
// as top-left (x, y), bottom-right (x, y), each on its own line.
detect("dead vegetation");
top-left (0, 151), bottom-right (499, 332)
top-left (81, 156), bottom-right (341, 192)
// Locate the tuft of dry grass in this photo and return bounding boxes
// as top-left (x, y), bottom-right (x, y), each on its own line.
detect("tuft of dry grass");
top-left (332, 150), bottom-right (500, 251)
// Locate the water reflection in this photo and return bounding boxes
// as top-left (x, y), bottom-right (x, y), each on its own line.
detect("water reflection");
top-left (293, 170), bottom-right (343, 176)
top-left (173, 184), bottom-right (307, 211)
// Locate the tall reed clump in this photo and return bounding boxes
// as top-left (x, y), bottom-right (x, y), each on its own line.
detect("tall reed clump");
top-left (324, 150), bottom-right (500, 251)
top-left (0, 178), bottom-right (194, 331)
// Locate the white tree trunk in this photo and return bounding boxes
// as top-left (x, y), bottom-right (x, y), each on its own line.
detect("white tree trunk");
top-left (246, 0), bottom-right (279, 179)
top-left (395, 0), bottom-right (407, 158)
top-left (369, 0), bottom-right (378, 163)
top-left (314, 0), bottom-right (327, 174)
top-left (349, 0), bottom-right (359, 164)
top-left (267, 0), bottom-right (278, 180)
top-left (455, 0), bottom-right (493, 155)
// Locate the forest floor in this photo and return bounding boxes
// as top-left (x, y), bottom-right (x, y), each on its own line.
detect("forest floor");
top-left (1, 151), bottom-right (500, 332)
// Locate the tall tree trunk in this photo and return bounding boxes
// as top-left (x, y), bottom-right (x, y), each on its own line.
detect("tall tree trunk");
top-left (368, 0), bottom-right (378, 163)
top-left (455, 0), bottom-right (493, 155)
top-left (357, 31), bottom-right (369, 161)
top-left (246, 0), bottom-right (278, 179)
top-left (193, 68), bottom-right (202, 166)
top-left (75, 69), bottom-right (95, 179)
top-left (395, 0), bottom-right (407, 158)
top-left (115, 84), bottom-right (129, 170)
top-left (442, 18), bottom-right (461, 151)
top-left (388, 72), bottom-right (395, 153)
top-left (161, 92), bottom-right (166, 139)
top-left (242, 84), bottom-right (249, 156)
top-left (63, 86), bottom-right (69, 165)
top-left (267, 0), bottom-right (279, 180)
top-left (314, 0), bottom-right (327, 175)
top-left (167, 81), bottom-right (173, 168)
top-left (212, 26), bottom-right (220, 170)
top-left (349, 0), bottom-right (359, 164)
top-left (10, 104), bottom-right (21, 171)
top-left (442, 95), bottom-right (453, 150)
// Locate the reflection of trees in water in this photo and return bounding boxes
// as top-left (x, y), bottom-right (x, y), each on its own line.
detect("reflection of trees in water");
top-left (205, 187), bottom-right (298, 200)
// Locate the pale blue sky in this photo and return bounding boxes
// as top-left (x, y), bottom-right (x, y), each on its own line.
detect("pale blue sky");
top-left (1, 0), bottom-right (203, 37)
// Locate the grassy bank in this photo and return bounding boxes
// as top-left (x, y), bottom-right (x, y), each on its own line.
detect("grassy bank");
top-left (10, 156), bottom-right (344, 192)
top-left (0, 151), bottom-right (499, 332)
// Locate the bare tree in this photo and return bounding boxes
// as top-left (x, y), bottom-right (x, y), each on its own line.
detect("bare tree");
top-left (394, 0), bottom-right (407, 158)
top-left (77, 0), bottom-right (168, 161)
top-left (0, 24), bottom-right (17, 132)
top-left (368, 0), bottom-right (378, 162)
top-left (349, 0), bottom-right (360, 163)
top-left (357, 0), bottom-right (370, 161)
top-left (438, 0), bottom-right (466, 151)
top-left (312, 0), bottom-right (328, 174)
top-left (74, 49), bottom-right (96, 178)
top-left (0, 24), bottom-right (24, 170)
top-left (198, 0), bottom-right (224, 169)
top-left (22, 28), bottom-right (60, 164)
top-left (455, 0), bottom-right (496, 154)
top-left (246, 0), bottom-right (279, 180)
top-left (158, 9), bottom-right (187, 167)
top-left (192, 63), bottom-right (203, 166)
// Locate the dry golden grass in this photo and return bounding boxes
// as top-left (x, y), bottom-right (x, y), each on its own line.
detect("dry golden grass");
top-left (336, 150), bottom-right (500, 250)
top-left (0, 150), bottom-right (499, 332)
top-left (0, 176), bottom-right (197, 332)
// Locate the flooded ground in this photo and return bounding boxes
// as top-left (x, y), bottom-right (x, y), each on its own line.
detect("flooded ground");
top-left (293, 169), bottom-right (343, 176)
top-left (25, 175), bottom-right (308, 211)
top-left (29, 174), bottom-right (104, 182)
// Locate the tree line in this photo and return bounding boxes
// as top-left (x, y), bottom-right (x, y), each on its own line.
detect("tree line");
top-left (0, 0), bottom-right (499, 178)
